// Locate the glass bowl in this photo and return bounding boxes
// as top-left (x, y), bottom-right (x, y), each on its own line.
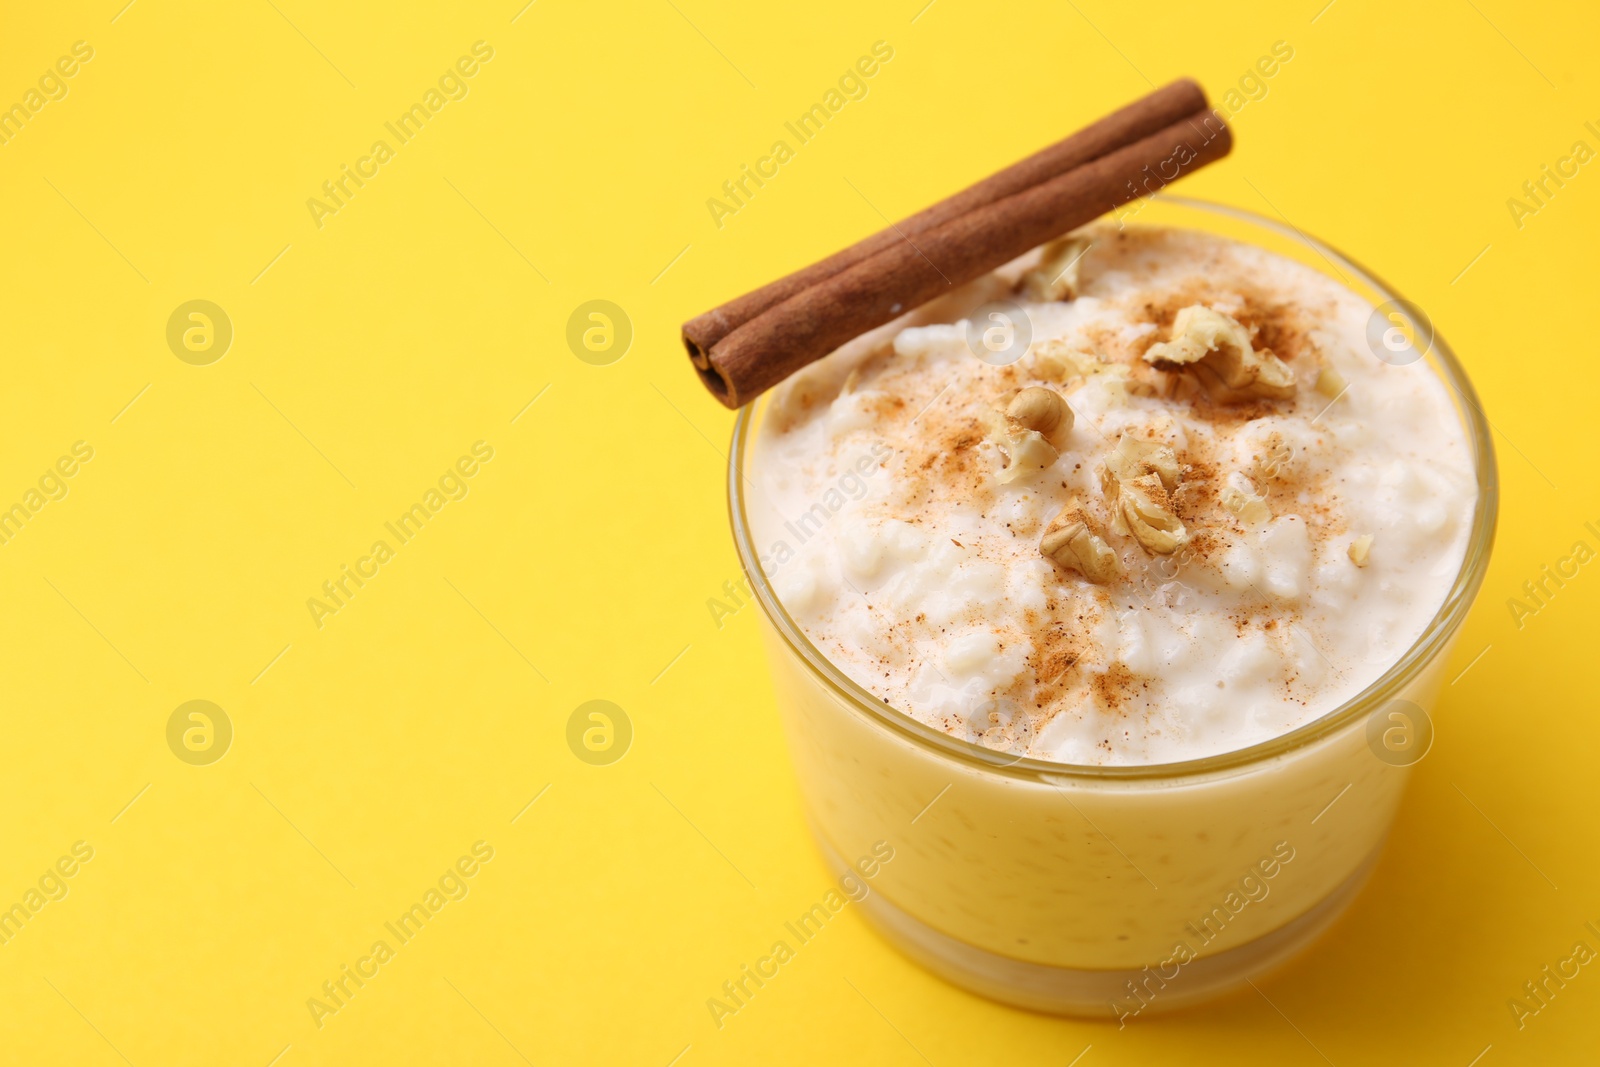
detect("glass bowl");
top-left (726, 197), bottom-right (1498, 1018)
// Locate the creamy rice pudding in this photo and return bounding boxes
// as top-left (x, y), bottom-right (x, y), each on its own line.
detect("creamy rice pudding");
top-left (748, 226), bottom-right (1474, 765)
top-left (731, 209), bottom-right (1494, 1014)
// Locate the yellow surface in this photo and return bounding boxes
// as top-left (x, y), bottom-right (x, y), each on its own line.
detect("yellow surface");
top-left (0, 0), bottom-right (1594, 1063)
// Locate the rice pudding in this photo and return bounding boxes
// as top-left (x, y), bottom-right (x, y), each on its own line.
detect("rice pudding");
top-left (748, 225), bottom-right (1475, 765)
top-left (730, 208), bottom-right (1494, 1014)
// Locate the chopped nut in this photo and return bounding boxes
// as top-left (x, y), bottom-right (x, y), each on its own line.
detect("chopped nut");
top-left (1026, 339), bottom-right (1096, 382)
top-left (1159, 369), bottom-right (1205, 403)
top-left (1006, 387), bottom-right (1071, 435)
top-left (1348, 534), bottom-right (1373, 567)
top-left (1143, 305), bottom-right (1247, 365)
top-left (998, 429), bottom-right (1058, 483)
top-left (1143, 304), bottom-right (1297, 400)
top-left (1097, 460), bottom-right (1120, 508)
top-left (1220, 473), bottom-right (1271, 526)
top-left (986, 402), bottom-right (1061, 484)
top-left (1105, 433), bottom-right (1181, 491)
top-left (1020, 235), bottom-right (1092, 302)
top-left (1315, 364), bottom-right (1347, 399)
top-left (1097, 433), bottom-right (1188, 554)
top-left (1040, 497), bottom-right (1120, 583)
top-left (1119, 472), bottom-right (1189, 554)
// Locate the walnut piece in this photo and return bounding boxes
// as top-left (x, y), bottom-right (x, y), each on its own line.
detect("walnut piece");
top-left (1026, 339), bottom-right (1099, 382)
top-left (1099, 434), bottom-right (1188, 554)
top-left (1020, 235), bottom-right (1092, 302)
top-left (1142, 305), bottom-right (1297, 400)
top-left (1025, 340), bottom-right (1145, 403)
top-left (1040, 497), bottom-right (1120, 583)
top-left (991, 424), bottom-right (1058, 484)
top-left (1120, 473), bottom-right (1188, 554)
top-left (1348, 533), bottom-right (1373, 567)
top-left (1104, 433), bottom-right (1181, 491)
top-left (1006, 387), bottom-right (1071, 435)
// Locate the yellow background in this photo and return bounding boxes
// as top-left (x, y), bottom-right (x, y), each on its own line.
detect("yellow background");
top-left (1, 0), bottom-right (1595, 1063)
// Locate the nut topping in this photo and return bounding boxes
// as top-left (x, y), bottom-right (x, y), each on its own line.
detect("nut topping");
top-left (1099, 433), bottom-right (1188, 554)
top-left (991, 425), bottom-right (1059, 484)
top-left (1040, 497), bottom-right (1120, 583)
top-left (1020, 235), bottom-right (1092, 302)
top-left (1006, 386), bottom-right (1071, 435)
top-left (1143, 304), bottom-right (1297, 400)
top-left (1119, 472), bottom-right (1189, 554)
top-left (1348, 534), bottom-right (1373, 567)
top-left (1104, 433), bottom-right (1181, 491)
top-left (1027, 339), bottom-right (1100, 382)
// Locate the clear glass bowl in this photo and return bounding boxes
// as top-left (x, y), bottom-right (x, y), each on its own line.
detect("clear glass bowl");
top-left (726, 197), bottom-right (1498, 1018)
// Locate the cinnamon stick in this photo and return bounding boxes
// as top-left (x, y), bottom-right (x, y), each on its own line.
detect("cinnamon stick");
top-left (693, 106), bottom-right (1231, 408)
top-left (683, 78), bottom-right (1208, 369)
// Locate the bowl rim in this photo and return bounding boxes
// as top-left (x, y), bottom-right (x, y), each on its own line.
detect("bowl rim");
top-left (726, 195), bottom-right (1500, 782)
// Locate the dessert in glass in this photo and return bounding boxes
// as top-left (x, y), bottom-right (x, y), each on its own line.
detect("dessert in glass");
top-left (727, 198), bottom-right (1496, 1017)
